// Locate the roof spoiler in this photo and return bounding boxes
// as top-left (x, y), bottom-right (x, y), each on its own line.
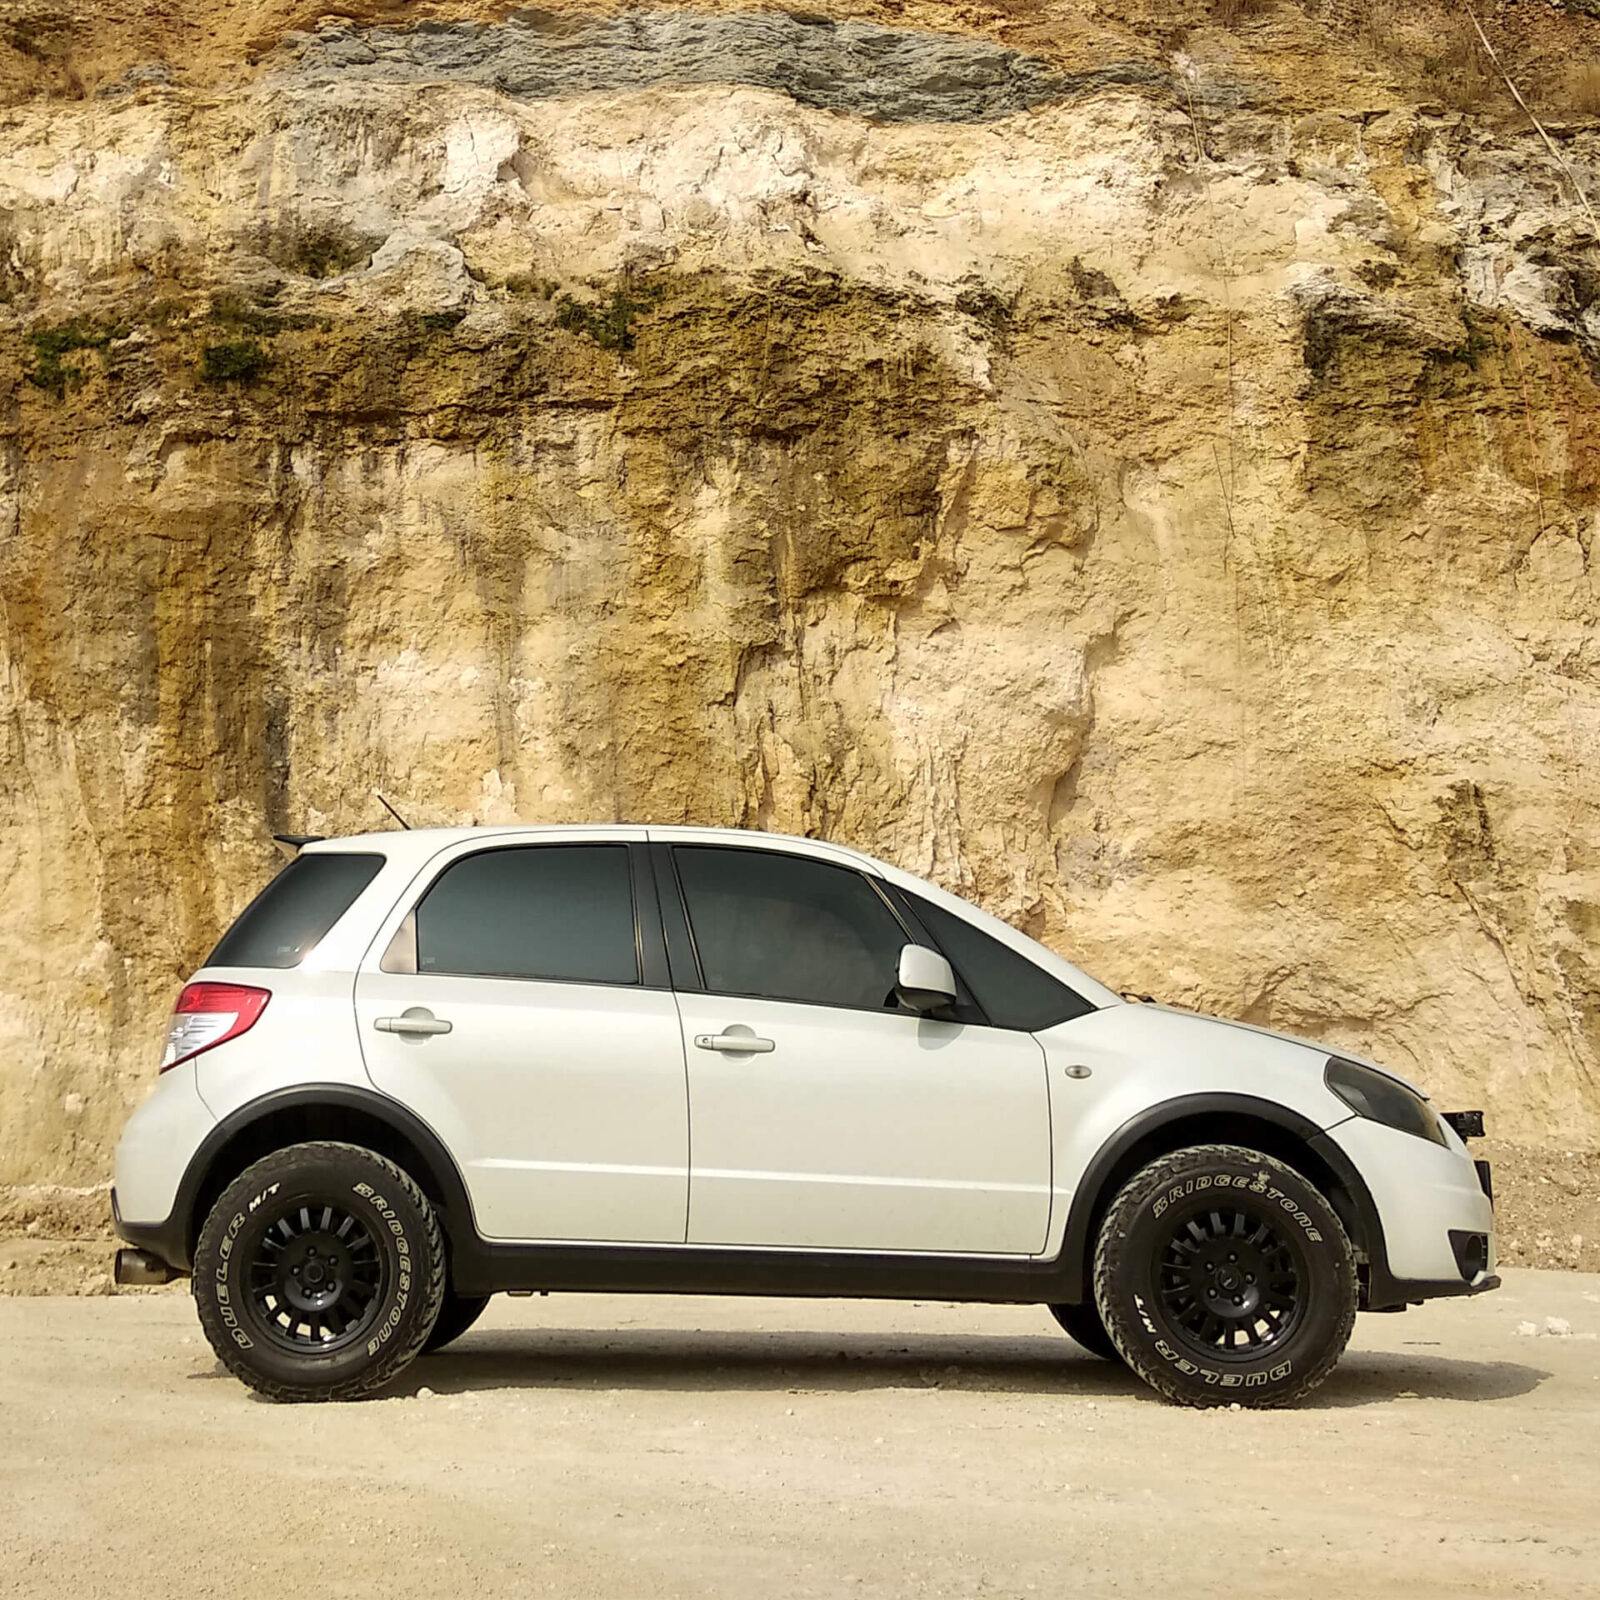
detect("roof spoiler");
top-left (272, 834), bottom-right (325, 856)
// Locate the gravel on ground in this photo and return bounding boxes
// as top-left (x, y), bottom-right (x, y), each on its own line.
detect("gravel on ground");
top-left (2, 1271), bottom-right (1597, 1599)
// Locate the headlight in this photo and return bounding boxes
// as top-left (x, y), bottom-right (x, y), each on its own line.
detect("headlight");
top-left (1324, 1056), bottom-right (1447, 1146)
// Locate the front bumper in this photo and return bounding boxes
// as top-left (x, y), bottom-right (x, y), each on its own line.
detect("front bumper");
top-left (1315, 1115), bottom-right (1499, 1311)
top-left (1367, 1269), bottom-right (1501, 1308)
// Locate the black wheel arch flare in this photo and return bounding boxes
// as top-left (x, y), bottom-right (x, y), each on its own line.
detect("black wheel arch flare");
top-left (160, 1084), bottom-right (478, 1275)
top-left (1052, 1093), bottom-right (1393, 1308)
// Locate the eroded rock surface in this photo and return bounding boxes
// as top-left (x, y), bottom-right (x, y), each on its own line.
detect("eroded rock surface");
top-left (2, 3), bottom-right (1599, 1181)
top-left (271, 11), bottom-right (1189, 122)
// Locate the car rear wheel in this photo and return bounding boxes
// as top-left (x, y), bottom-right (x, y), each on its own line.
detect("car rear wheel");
top-left (1092, 1143), bottom-right (1357, 1408)
top-left (422, 1290), bottom-right (491, 1354)
top-left (1047, 1299), bottom-right (1122, 1362)
top-left (193, 1141), bottom-right (445, 1402)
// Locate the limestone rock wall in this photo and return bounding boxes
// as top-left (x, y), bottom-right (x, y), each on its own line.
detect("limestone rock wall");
top-left (2, 4), bottom-right (1600, 1181)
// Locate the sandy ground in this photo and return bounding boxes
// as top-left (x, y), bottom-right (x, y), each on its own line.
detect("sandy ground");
top-left (1, 1272), bottom-right (1597, 1600)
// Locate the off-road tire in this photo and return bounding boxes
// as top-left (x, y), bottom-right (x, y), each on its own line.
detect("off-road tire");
top-left (1092, 1143), bottom-right (1357, 1408)
top-left (1047, 1299), bottom-right (1122, 1362)
top-left (422, 1291), bottom-right (491, 1354)
top-left (193, 1141), bottom-right (445, 1402)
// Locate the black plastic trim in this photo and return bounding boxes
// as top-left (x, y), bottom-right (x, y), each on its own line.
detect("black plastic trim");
top-left (1303, 1129), bottom-right (1393, 1303)
top-left (455, 1242), bottom-right (1068, 1301)
top-left (112, 1210), bottom-right (189, 1271)
top-left (629, 842), bottom-right (671, 990)
top-left (1377, 1272), bottom-right (1501, 1305)
top-left (648, 842), bottom-right (703, 992)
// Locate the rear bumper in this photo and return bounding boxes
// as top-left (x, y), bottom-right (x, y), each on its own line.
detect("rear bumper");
top-left (111, 1188), bottom-right (191, 1273)
top-left (111, 1060), bottom-right (217, 1272)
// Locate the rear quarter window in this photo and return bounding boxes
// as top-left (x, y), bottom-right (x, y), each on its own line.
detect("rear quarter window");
top-left (207, 853), bottom-right (384, 970)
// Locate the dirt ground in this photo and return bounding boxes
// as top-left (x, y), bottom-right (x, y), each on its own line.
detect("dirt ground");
top-left (1, 1272), bottom-right (1597, 1600)
top-left (1480, 1141), bottom-right (1600, 1270)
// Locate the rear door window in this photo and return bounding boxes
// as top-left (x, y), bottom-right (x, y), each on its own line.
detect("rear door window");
top-left (414, 845), bottom-right (639, 984)
top-left (207, 853), bottom-right (384, 969)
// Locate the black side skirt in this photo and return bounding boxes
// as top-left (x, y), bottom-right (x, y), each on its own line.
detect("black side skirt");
top-left (450, 1240), bottom-right (1076, 1303)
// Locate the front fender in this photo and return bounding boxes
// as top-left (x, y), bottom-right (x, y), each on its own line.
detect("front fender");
top-left (1034, 1003), bottom-right (1375, 1301)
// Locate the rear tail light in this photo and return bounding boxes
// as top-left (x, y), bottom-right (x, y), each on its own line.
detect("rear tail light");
top-left (160, 982), bottom-right (271, 1072)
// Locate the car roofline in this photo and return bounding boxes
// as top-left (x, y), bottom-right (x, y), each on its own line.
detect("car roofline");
top-left (298, 823), bottom-right (1118, 1004)
top-left (302, 823), bottom-right (879, 869)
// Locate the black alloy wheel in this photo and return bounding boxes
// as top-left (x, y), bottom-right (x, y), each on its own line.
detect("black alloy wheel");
top-left (193, 1141), bottom-right (445, 1402)
top-left (1092, 1143), bottom-right (1357, 1407)
top-left (1156, 1205), bottom-right (1304, 1359)
top-left (246, 1200), bottom-right (388, 1353)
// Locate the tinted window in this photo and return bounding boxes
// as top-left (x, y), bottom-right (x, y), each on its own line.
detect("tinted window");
top-left (416, 845), bottom-right (638, 984)
top-left (899, 892), bottom-right (1095, 1031)
top-left (674, 846), bottom-right (909, 1011)
top-left (208, 853), bottom-right (383, 970)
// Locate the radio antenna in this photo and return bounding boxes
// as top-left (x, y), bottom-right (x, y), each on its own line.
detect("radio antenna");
top-left (375, 792), bottom-right (412, 830)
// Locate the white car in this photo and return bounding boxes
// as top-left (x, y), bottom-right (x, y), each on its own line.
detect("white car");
top-left (112, 825), bottom-right (1498, 1406)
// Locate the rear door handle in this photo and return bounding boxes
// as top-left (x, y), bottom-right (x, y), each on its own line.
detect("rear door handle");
top-left (375, 1009), bottom-right (453, 1037)
top-left (695, 1032), bottom-right (775, 1054)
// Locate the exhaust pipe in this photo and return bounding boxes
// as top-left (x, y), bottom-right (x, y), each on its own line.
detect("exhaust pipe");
top-left (114, 1248), bottom-right (181, 1287)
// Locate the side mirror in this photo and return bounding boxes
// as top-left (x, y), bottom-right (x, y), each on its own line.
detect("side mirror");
top-left (895, 943), bottom-right (957, 1013)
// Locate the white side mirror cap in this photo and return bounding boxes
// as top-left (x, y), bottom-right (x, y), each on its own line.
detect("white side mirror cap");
top-left (896, 943), bottom-right (957, 1013)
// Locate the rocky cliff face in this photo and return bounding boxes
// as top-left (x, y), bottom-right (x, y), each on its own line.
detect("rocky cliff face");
top-left (3, 0), bottom-right (1600, 1181)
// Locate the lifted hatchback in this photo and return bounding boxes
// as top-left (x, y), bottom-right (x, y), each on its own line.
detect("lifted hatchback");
top-left (113, 825), bottom-right (1498, 1405)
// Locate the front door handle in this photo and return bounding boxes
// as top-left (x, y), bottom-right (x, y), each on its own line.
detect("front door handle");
top-left (695, 1031), bottom-right (775, 1054)
top-left (374, 1008), bottom-right (453, 1037)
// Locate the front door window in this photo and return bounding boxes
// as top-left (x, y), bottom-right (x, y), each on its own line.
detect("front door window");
top-left (672, 845), bottom-right (907, 1011)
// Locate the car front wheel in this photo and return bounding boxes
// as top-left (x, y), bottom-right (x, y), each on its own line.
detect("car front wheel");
top-left (1092, 1143), bottom-right (1357, 1408)
top-left (193, 1141), bottom-right (445, 1402)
